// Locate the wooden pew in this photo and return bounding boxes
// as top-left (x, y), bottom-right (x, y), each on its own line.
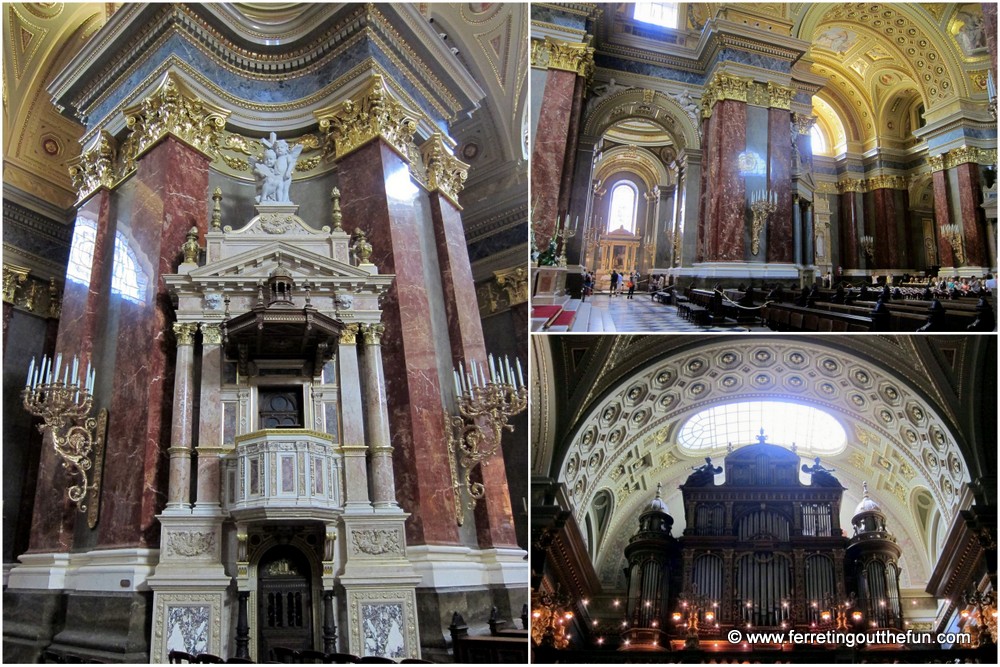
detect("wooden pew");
top-left (762, 303), bottom-right (871, 332)
top-left (449, 613), bottom-right (528, 665)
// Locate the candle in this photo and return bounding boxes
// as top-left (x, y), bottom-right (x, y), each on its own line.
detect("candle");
top-left (516, 358), bottom-right (524, 388)
top-left (53, 354), bottom-right (62, 385)
top-left (453, 370), bottom-right (461, 397)
top-left (458, 361), bottom-right (466, 393)
top-left (988, 70), bottom-right (996, 100)
top-left (72, 357), bottom-right (79, 386)
top-left (488, 354), bottom-right (496, 383)
top-left (26, 357), bottom-right (35, 389)
top-left (41, 355), bottom-right (49, 385)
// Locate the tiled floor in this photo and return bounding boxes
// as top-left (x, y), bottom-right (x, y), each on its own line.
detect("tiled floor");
top-left (568, 292), bottom-right (769, 333)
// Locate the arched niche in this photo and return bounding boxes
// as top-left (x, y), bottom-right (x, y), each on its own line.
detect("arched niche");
top-left (582, 87), bottom-right (701, 155)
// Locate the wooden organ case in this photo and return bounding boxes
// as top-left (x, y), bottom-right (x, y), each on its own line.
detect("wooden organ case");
top-left (677, 437), bottom-right (850, 637)
top-left (620, 435), bottom-right (906, 651)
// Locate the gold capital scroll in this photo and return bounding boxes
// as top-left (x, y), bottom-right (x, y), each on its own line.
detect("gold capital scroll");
top-left (927, 154), bottom-right (946, 172)
top-left (200, 323), bottom-right (223, 346)
top-left (701, 72), bottom-right (752, 118)
top-left (421, 133), bottom-right (469, 209)
top-left (767, 82), bottom-right (794, 110)
top-left (360, 323), bottom-right (385, 345)
top-left (2, 265), bottom-right (29, 304)
top-left (173, 322), bottom-right (198, 346)
top-left (314, 75), bottom-right (418, 162)
top-left (119, 72), bottom-right (231, 173)
top-left (793, 113), bottom-right (817, 135)
top-left (67, 130), bottom-right (117, 202)
top-left (339, 323), bottom-right (360, 345)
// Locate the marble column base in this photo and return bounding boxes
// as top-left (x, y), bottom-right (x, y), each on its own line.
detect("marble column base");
top-left (339, 513), bottom-right (421, 659)
top-left (531, 266), bottom-right (569, 304)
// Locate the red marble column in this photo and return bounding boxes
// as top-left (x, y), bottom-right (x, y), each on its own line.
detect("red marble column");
top-left (27, 191), bottom-right (114, 554)
top-left (932, 170), bottom-right (955, 267)
top-left (708, 100), bottom-right (747, 261)
top-left (428, 193), bottom-right (518, 549)
top-left (697, 114), bottom-right (712, 261)
top-left (871, 188), bottom-right (899, 269)
top-left (839, 191), bottom-right (859, 270)
top-left (955, 162), bottom-right (988, 267)
top-left (767, 108), bottom-right (794, 263)
top-left (97, 137), bottom-right (210, 549)
top-left (557, 76), bottom-right (587, 218)
top-left (337, 140), bottom-right (460, 547)
top-left (531, 69), bottom-right (578, 248)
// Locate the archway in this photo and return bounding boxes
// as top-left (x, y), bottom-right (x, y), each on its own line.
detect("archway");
top-left (257, 545), bottom-right (316, 659)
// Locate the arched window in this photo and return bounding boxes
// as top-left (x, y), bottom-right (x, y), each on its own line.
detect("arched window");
top-left (677, 401), bottom-right (847, 455)
top-left (111, 231), bottom-right (149, 304)
top-left (810, 124), bottom-right (827, 154)
top-left (608, 182), bottom-right (638, 234)
top-left (66, 216), bottom-right (98, 287)
top-left (634, 2), bottom-right (679, 29)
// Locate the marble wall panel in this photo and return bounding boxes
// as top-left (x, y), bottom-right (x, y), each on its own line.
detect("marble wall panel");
top-left (767, 108), bottom-right (794, 263)
top-left (955, 163), bottom-right (988, 267)
top-left (839, 192), bottom-right (859, 271)
top-left (712, 100), bottom-right (748, 261)
top-left (338, 141), bottom-right (459, 546)
top-left (530, 69), bottom-right (577, 248)
top-left (97, 138), bottom-right (210, 549)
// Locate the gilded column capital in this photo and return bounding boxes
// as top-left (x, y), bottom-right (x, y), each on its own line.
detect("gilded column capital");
top-left (867, 174), bottom-right (908, 191)
top-left (339, 323), bottom-right (360, 345)
top-left (120, 72), bottom-right (231, 171)
top-left (767, 82), bottom-right (793, 110)
top-left (173, 322), bottom-right (198, 346)
top-left (314, 75), bottom-right (418, 162)
top-left (200, 323), bottom-right (223, 346)
top-left (702, 73), bottom-right (752, 117)
top-left (2, 265), bottom-right (29, 304)
top-left (927, 154), bottom-right (946, 172)
top-left (943, 145), bottom-right (996, 169)
top-left (532, 37), bottom-right (594, 76)
top-left (793, 113), bottom-right (817, 135)
top-left (67, 130), bottom-right (117, 202)
top-left (837, 178), bottom-right (866, 194)
top-left (360, 323), bottom-right (385, 346)
top-left (420, 133), bottom-right (469, 209)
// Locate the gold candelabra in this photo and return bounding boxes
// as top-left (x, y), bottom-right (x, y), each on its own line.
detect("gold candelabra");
top-left (446, 354), bottom-right (527, 525)
top-left (749, 190), bottom-right (777, 256)
top-left (860, 234), bottom-right (875, 261)
top-left (964, 590), bottom-right (998, 645)
top-left (21, 354), bottom-right (107, 524)
top-left (531, 586), bottom-right (574, 649)
top-left (940, 224), bottom-right (965, 264)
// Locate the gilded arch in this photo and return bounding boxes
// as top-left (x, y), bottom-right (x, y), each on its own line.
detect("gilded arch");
top-left (582, 87), bottom-right (701, 154)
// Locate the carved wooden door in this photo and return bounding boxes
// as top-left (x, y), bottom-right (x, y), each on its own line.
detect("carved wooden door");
top-left (258, 548), bottom-right (313, 659)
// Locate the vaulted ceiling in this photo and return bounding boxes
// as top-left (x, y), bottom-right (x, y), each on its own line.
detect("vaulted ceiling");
top-left (531, 335), bottom-right (996, 593)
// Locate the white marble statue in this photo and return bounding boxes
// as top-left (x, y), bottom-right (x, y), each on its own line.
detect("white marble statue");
top-left (251, 132), bottom-right (304, 204)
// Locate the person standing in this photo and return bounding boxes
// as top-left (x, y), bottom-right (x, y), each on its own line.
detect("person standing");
top-left (627, 270), bottom-right (637, 299)
top-left (610, 269), bottom-right (619, 297)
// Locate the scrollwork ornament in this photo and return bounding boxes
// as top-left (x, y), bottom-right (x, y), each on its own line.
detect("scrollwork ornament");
top-left (200, 323), bottom-right (223, 346)
top-left (173, 322), bottom-right (198, 346)
top-left (361, 323), bottom-right (385, 346)
top-left (315, 75), bottom-right (418, 161)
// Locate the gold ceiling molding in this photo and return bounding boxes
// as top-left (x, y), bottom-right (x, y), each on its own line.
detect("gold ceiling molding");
top-left (530, 37), bottom-right (594, 77)
top-left (420, 133), bottom-right (469, 210)
top-left (314, 74), bottom-right (419, 163)
top-left (66, 130), bottom-right (117, 202)
top-left (119, 72), bottom-right (231, 172)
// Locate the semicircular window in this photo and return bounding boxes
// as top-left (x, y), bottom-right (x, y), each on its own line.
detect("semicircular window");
top-left (677, 401), bottom-right (847, 455)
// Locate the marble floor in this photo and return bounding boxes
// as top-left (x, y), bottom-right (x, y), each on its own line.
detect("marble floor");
top-left (564, 293), bottom-right (770, 333)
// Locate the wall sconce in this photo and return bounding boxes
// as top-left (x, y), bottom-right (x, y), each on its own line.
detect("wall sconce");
top-left (22, 354), bottom-right (107, 527)
top-left (749, 190), bottom-right (777, 256)
top-left (446, 354), bottom-right (527, 525)
top-left (531, 586), bottom-right (574, 649)
top-left (964, 590), bottom-right (998, 645)
top-left (860, 234), bottom-right (875, 260)
top-left (940, 224), bottom-right (965, 264)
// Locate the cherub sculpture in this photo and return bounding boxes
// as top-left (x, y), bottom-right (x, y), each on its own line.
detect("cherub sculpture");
top-left (251, 132), bottom-right (304, 204)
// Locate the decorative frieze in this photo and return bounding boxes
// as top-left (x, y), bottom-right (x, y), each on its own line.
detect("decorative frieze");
top-left (420, 134), bottom-right (469, 208)
top-left (67, 130), bottom-right (118, 202)
top-left (476, 266), bottom-right (529, 317)
top-left (835, 175), bottom-right (907, 193)
top-left (165, 530), bottom-right (217, 558)
top-left (3, 266), bottom-right (62, 318)
top-left (350, 528), bottom-right (403, 556)
top-left (315, 75), bottom-right (418, 162)
top-left (530, 37), bottom-right (594, 77)
top-left (928, 146), bottom-right (997, 172)
top-left (120, 72), bottom-right (231, 171)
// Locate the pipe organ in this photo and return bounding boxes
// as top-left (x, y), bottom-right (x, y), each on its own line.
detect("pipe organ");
top-left (620, 436), bottom-right (904, 651)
